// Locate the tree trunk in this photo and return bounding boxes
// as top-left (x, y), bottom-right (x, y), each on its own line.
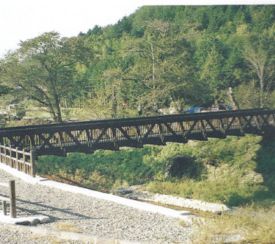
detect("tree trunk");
top-left (51, 79), bottom-right (63, 122)
top-left (52, 92), bottom-right (62, 122)
top-left (111, 85), bottom-right (117, 118)
top-left (227, 87), bottom-right (239, 110)
top-left (244, 48), bottom-right (267, 108)
top-left (48, 103), bottom-right (58, 122)
top-left (150, 42), bottom-right (157, 103)
top-left (54, 99), bottom-right (63, 122)
top-left (259, 76), bottom-right (264, 108)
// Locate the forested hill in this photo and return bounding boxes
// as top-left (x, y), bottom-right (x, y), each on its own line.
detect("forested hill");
top-left (85, 6), bottom-right (274, 39)
top-left (0, 6), bottom-right (274, 122)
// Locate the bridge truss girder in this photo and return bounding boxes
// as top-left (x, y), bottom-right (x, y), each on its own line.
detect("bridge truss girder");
top-left (0, 109), bottom-right (275, 156)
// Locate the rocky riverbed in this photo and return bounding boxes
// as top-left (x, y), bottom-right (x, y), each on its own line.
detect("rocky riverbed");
top-left (115, 186), bottom-right (230, 213)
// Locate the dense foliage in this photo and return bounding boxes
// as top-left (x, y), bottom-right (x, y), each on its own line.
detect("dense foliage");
top-left (0, 6), bottom-right (274, 121)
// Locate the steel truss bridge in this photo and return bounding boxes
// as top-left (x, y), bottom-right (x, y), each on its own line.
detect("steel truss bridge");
top-left (0, 109), bottom-right (275, 157)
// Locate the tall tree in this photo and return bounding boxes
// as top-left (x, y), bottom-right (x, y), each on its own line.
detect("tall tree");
top-left (243, 32), bottom-right (275, 108)
top-left (0, 32), bottom-right (85, 122)
top-left (244, 47), bottom-right (267, 108)
top-left (124, 20), bottom-right (197, 112)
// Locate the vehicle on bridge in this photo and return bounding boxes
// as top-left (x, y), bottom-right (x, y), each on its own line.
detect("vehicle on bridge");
top-left (186, 103), bottom-right (232, 113)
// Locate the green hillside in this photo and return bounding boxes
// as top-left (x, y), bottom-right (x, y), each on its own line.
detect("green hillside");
top-left (0, 6), bottom-right (274, 122)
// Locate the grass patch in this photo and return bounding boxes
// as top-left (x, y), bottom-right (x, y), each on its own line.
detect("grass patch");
top-left (146, 162), bottom-right (266, 206)
top-left (145, 135), bottom-right (275, 206)
top-left (192, 205), bottom-right (275, 244)
top-left (37, 146), bottom-right (158, 192)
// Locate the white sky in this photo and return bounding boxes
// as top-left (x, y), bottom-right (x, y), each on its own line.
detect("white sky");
top-left (0, 0), bottom-right (274, 57)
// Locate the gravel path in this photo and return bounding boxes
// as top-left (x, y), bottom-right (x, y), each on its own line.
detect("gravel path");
top-left (0, 170), bottom-right (193, 243)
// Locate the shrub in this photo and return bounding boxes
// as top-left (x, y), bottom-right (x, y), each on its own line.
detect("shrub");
top-left (85, 171), bottom-right (113, 192)
top-left (165, 155), bottom-right (205, 179)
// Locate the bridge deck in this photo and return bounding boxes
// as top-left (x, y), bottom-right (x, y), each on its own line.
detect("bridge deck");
top-left (0, 109), bottom-right (274, 156)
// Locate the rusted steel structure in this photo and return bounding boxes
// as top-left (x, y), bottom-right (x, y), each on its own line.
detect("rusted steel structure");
top-left (0, 109), bottom-right (274, 156)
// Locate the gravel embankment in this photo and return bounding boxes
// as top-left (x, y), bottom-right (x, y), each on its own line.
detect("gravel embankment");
top-left (0, 224), bottom-right (83, 244)
top-left (118, 187), bottom-right (230, 213)
top-left (0, 170), bottom-right (193, 243)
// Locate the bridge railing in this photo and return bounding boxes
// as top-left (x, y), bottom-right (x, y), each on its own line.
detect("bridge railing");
top-left (0, 145), bottom-right (36, 177)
